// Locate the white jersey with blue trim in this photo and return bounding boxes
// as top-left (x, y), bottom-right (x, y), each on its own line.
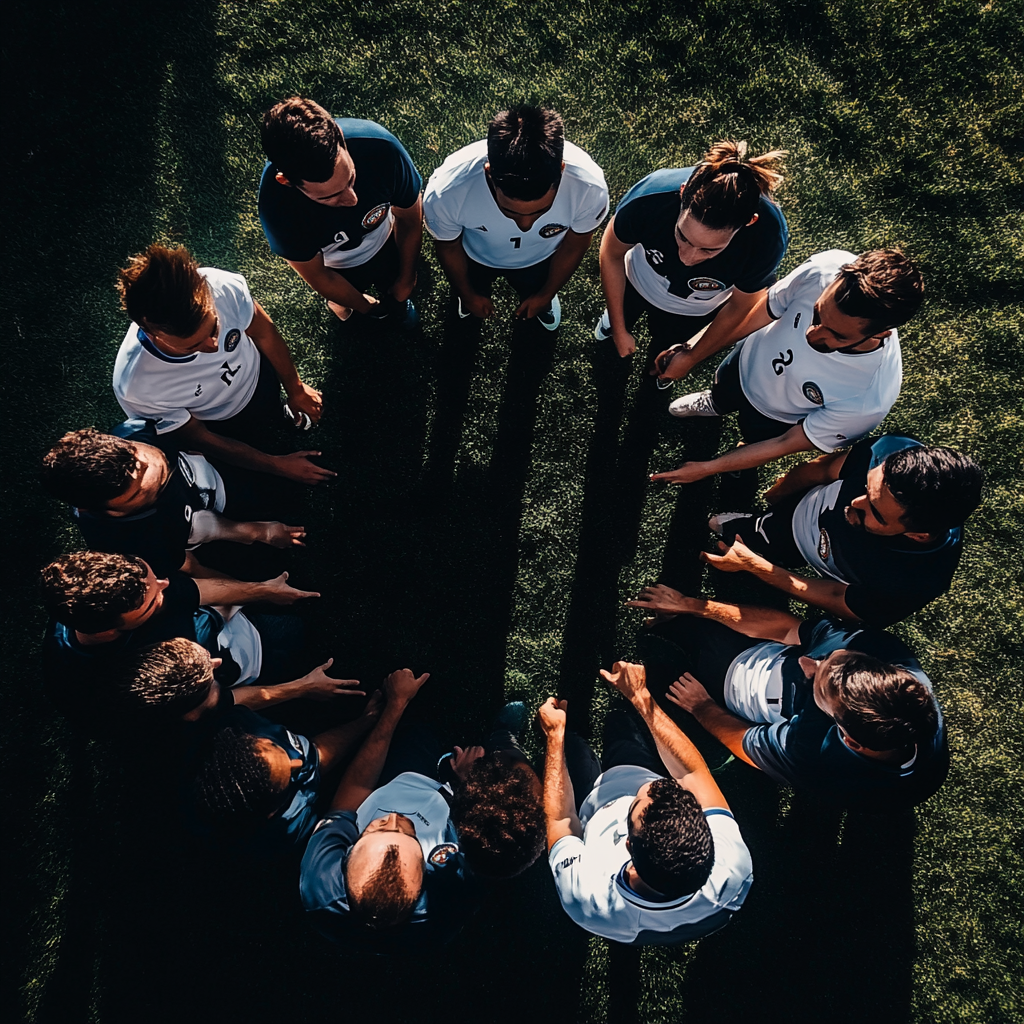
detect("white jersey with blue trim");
top-left (113, 267), bottom-right (260, 434)
top-left (737, 249), bottom-right (902, 453)
top-left (423, 139), bottom-right (609, 269)
top-left (548, 766), bottom-right (753, 944)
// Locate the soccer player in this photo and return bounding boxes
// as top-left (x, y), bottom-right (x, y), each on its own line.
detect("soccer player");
top-left (702, 434), bottom-right (983, 626)
top-left (626, 586), bottom-right (948, 809)
top-left (258, 96), bottom-right (422, 326)
top-left (300, 668), bottom-right (478, 951)
top-left (114, 245), bottom-right (333, 485)
top-left (651, 250), bottom-right (924, 484)
top-left (42, 427), bottom-right (306, 578)
top-left (540, 667), bottom-right (753, 945)
top-left (595, 140), bottom-right (787, 368)
top-left (423, 104), bottom-right (608, 331)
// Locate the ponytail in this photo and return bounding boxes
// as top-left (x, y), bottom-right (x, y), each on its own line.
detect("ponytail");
top-left (680, 140), bottom-right (786, 231)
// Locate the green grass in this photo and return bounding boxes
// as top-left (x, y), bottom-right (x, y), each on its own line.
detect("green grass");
top-left (3, 1), bottom-right (1022, 1022)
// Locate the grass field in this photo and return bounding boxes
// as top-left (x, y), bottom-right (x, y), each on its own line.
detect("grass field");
top-left (3, 1), bottom-right (1023, 1022)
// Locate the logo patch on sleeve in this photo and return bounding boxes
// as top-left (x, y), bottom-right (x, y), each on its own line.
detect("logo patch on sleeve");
top-left (362, 203), bottom-right (390, 230)
top-left (802, 381), bottom-right (824, 406)
top-left (645, 248), bottom-right (664, 266)
top-left (428, 843), bottom-right (459, 866)
top-left (539, 223), bottom-right (568, 239)
top-left (687, 276), bottom-right (726, 293)
top-left (224, 329), bottom-right (241, 352)
top-left (818, 528), bottom-right (831, 562)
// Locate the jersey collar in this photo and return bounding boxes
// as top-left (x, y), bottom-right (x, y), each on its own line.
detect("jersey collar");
top-left (614, 864), bottom-right (697, 910)
top-left (137, 327), bottom-right (199, 364)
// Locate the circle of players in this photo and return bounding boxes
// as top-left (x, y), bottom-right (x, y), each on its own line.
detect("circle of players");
top-left (38, 99), bottom-right (984, 952)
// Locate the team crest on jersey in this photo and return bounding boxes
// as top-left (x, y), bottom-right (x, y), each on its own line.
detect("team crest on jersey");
top-left (428, 843), bottom-right (459, 866)
top-left (224, 329), bottom-right (241, 352)
top-left (687, 277), bottom-right (725, 293)
top-left (645, 248), bottom-right (664, 266)
top-left (818, 528), bottom-right (831, 562)
top-left (539, 223), bottom-right (568, 239)
top-left (802, 381), bottom-right (824, 405)
top-left (361, 203), bottom-right (390, 230)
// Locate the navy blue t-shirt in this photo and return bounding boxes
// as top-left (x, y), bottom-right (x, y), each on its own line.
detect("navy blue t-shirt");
top-left (612, 167), bottom-right (788, 309)
top-left (819, 435), bottom-right (964, 625)
top-left (743, 617), bottom-right (949, 809)
top-left (258, 118), bottom-right (422, 265)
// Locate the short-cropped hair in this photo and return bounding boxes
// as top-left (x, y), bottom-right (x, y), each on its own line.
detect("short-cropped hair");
top-left (882, 444), bottom-right (983, 535)
top-left (833, 250), bottom-right (924, 333)
top-left (449, 754), bottom-right (545, 880)
top-left (628, 779), bottom-right (713, 898)
top-left (261, 96), bottom-right (345, 185)
top-left (117, 244), bottom-right (211, 338)
top-left (823, 651), bottom-right (939, 751)
top-left (41, 428), bottom-right (138, 508)
top-left (116, 638), bottom-right (213, 721)
top-left (487, 104), bottom-right (564, 201)
top-left (346, 844), bottom-right (422, 931)
top-left (40, 551), bottom-right (148, 633)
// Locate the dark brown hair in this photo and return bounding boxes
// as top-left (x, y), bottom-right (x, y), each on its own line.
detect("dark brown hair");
top-left (40, 551), bottom-right (148, 633)
top-left (882, 444), bottom-right (983, 535)
top-left (116, 638), bottom-right (214, 720)
top-left (833, 249), bottom-right (924, 332)
top-left (117, 244), bottom-right (211, 337)
top-left (680, 140), bottom-right (786, 230)
top-left (487, 104), bottom-right (564, 200)
top-left (261, 96), bottom-right (346, 185)
top-left (347, 844), bottom-right (421, 931)
top-left (41, 428), bottom-right (139, 508)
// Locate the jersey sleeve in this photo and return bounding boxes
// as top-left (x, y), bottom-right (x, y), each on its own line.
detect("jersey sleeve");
top-left (210, 270), bottom-right (256, 330)
top-left (422, 173), bottom-right (466, 242)
top-left (548, 835), bottom-right (590, 922)
top-left (112, 376), bottom-right (192, 435)
top-left (801, 394), bottom-right (891, 453)
top-left (299, 812), bottom-right (360, 912)
top-left (742, 706), bottom-right (833, 788)
top-left (765, 257), bottom-right (815, 320)
top-left (571, 180), bottom-right (610, 234)
top-left (385, 135), bottom-right (423, 209)
top-left (609, 190), bottom-right (652, 245)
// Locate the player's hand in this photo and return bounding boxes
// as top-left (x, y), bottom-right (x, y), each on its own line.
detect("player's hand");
top-left (538, 697), bottom-right (568, 738)
top-left (612, 328), bottom-right (636, 358)
top-left (515, 294), bottom-right (553, 320)
top-left (255, 522), bottom-right (307, 548)
top-left (272, 451), bottom-right (338, 485)
top-left (625, 584), bottom-right (698, 617)
top-left (259, 571), bottom-right (320, 605)
top-left (665, 672), bottom-right (715, 715)
top-left (599, 661), bottom-right (651, 707)
top-left (650, 462), bottom-right (711, 485)
top-left (383, 668), bottom-right (430, 706)
top-left (389, 273), bottom-right (417, 303)
top-left (284, 381), bottom-right (323, 426)
top-left (449, 745), bottom-right (486, 781)
top-left (650, 345), bottom-right (697, 382)
top-left (461, 293), bottom-right (495, 319)
top-left (295, 659), bottom-right (365, 700)
top-left (701, 534), bottom-right (767, 575)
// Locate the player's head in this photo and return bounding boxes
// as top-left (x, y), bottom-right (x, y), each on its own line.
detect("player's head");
top-left (835, 249), bottom-right (924, 332)
top-left (116, 638), bottom-right (222, 723)
top-left (191, 726), bottom-right (301, 836)
top-left (626, 778), bottom-right (714, 898)
top-left (345, 813), bottom-right (424, 931)
top-left (847, 444), bottom-right (983, 540)
top-left (486, 104), bottom-right (565, 215)
top-left (117, 244), bottom-right (219, 355)
top-left (41, 429), bottom-right (168, 512)
top-left (449, 754), bottom-right (545, 880)
top-left (675, 140), bottom-right (785, 265)
top-left (807, 650), bottom-right (939, 752)
top-left (261, 96), bottom-right (356, 206)
top-left (40, 552), bottom-right (168, 636)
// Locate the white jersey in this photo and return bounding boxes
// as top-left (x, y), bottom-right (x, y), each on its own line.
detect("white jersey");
top-left (356, 773), bottom-right (457, 861)
top-left (791, 480), bottom-right (849, 581)
top-left (423, 139), bottom-right (609, 269)
top-left (723, 641), bottom-right (790, 724)
top-left (738, 250), bottom-right (902, 453)
top-left (113, 268), bottom-right (261, 434)
top-left (548, 766), bottom-right (752, 944)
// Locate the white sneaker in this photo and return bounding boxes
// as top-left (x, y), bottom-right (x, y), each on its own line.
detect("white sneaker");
top-left (537, 294), bottom-right (561, 331)
top-left (457, 296), bottom-right (472, 319)
top-left (668, 390), bottom-right (720, 418)
top-left (708, 512), bottom-right (752, 536)
top-left (594, 309), bottom-right (612, 341)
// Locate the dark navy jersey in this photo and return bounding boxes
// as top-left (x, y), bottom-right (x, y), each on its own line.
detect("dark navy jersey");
top-left (794, 435), bottom-right (964, 626)
top-left (612, 167), bottom-right (788, 313)
top-left (258, 118), bottom-right (422, 265)
top-left (743, 617), bottom-right (948, 809)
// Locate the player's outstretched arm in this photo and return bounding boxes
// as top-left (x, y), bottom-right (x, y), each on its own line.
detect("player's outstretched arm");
top-left (246, 302), bottom-right (322, 426)
top-left (389, 196), bottom-right (423, 303)
top-left (539, 698), bottom-right (584, 850)
top-left (598, 218), bottom-right (637, 357)
top-left (664, 673), bottom-right (757, 768)
top-left (650, 422), bottom-right (816, 486)
top-left (284, 252), bottom-right (379, 315)
top-left (763, 448), bottom-right (849, 505)
top-left (232, 658), bottom-right (366, 714)
top-left (330, 669), bottom-right (429, 811)
top-left (196, 570), bottom-right (320, 607)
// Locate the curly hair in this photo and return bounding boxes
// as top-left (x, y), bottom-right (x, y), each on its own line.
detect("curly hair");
top-left (680, 139), bottom-right (786, 231)
top-left (41, 428), bottom-right (139, 507)
top-left (833, 249), bottom-right (924, 332)
top-left (40, 551), bottom-right (149, 633)
top-left (487, 105), bottom-right (565, 201)
top-left (449, 754), bottom-right (545, 880)
top-left (116, 638), bottom-right (214, 721)
top-left (117, 244), bottom-right (211, 338)
top-left (261, 96), bottom-right (346, 185)
top-left (628, 779), bottom-right (714, 898)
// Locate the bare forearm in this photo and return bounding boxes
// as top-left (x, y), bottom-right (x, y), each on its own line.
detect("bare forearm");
top-left (171, 420), bottom-right (279, 477)
top-left (232, 678), bottom-right (309, 711)
top-left (434, 239), bottom-right (477, 299)
top-left (543, 731), bottom-right (582, 848)
top-left (765, 451), bottom-right (846, 504)
top-left (743, 557), bottom-right (858, 620)
top-left (392, 203), bottom-right (423, 280)
top-left (248, 303), bottom-right (301, 393)
top-left (599, 227), bottom-right (630, 333)
top-left (632, 693), bottom-right (710, 781)
top-left (537, 233), bottom-right (592, 300)
top-left (686, 291), bottom-right (768, 367)
top-left (694, 425), bottom-right (816, 479)
top-left (287, 259), bottom-right (374, 313)
top-left (683, 597), bottom-right (804, 645)
top-left (195, 576), bottom-right (277, 605)
top-left (688, 700), bottom-right (757, 766)
top-left (314, 717), bottom-right (377, 774)
top-left (330, 701), bottom-right (406, 811)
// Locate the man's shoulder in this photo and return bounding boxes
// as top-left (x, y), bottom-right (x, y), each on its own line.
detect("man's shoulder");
top-left (561, 140), bottom-right (608, 190)
top-left (425, 139), bottom-right (487, 194)
top-left (618, 167), bottom-right (690, 210)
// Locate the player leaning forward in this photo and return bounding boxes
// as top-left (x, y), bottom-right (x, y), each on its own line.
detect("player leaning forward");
top-left (423, 104), bottom-right (608, 331)
top-left (113, 245), bottom-right (333, 485)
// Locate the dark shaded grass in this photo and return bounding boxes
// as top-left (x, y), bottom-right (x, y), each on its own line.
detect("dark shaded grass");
top-left (2, 1), bottom-right (1022, 1022)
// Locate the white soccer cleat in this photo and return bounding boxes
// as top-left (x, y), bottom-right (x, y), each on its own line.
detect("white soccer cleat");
top-left (668, 390), bottom-right (720, 418)
top-left (457, 296), bottom-right (472, 319)
top-left (708, 512), bottom-right (752, 536)
top-left (537, 293), bottom-right (561, 331)
top-left (593, 309), bottom-right (612, 341)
